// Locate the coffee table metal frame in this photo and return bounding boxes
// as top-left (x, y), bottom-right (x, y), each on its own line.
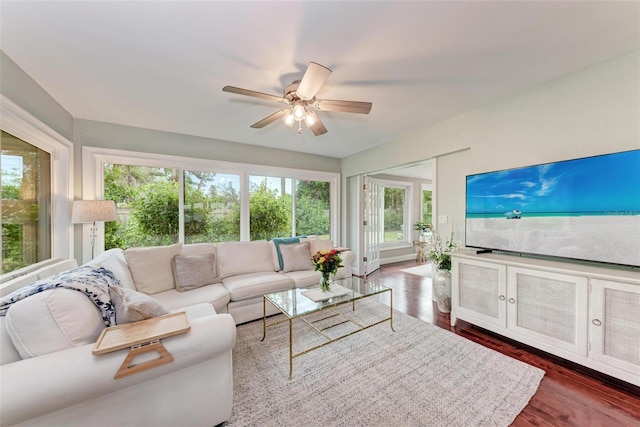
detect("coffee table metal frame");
top-left (261, 276), bottom-right (395, 379)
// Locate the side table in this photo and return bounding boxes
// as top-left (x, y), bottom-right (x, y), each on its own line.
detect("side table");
top-left (413, 240), bottom-right (427, 263)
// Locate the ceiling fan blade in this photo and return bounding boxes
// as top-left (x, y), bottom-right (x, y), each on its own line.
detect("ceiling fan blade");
top-left (314, 99), bottom-right (372, 114)
top-left (305, 110), bottom-right (328, 136)
top-left (250, 109), bottom-right (287, 128)
top-left (296, 62), bottom-right (332, 100)
top-left (223, 86), bottom-right (283, 103)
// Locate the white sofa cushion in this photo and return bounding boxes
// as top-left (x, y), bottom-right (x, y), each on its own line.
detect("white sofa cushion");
top-left (284, 270), bottom-right (322, 288)
top-left (174, 302), bottom-right (217, 319)
top-left (172, 254), bottom-right (216, 292)
top-left (216, 241), bottom-right (275, 279)
top-left (222, 272), bottom-right (294, 301)
top-left (0, 316), bottom-right (20, 365)
top-left (182, 243), bottom-right (216, 256)
top-left (0, 274), bottom-right (36, 299)
top-left (152, 284), bottom-right (230, 314)
top-left (90, 248), bottom-right (136, 290)
top-left (5, 289), bottom-right (105, 359)
top-left (1, 259), bottom-right (79, 298)
top-left (280, 242), bottom-right (313, 273)
top-left (109, 286), bottom-right (170, 324)
top-left (124, 243), bottom-right (182, 294)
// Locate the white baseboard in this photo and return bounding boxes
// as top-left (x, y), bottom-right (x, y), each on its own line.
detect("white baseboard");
top-left (380, 253), bottom-right (417, 265)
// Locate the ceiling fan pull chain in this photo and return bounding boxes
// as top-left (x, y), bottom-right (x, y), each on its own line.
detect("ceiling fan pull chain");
top-left (297, 121), bottom-right (303, 134)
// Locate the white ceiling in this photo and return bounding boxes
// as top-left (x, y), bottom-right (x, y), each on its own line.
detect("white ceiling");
top-left (1, 1), bottom-right (638, 159)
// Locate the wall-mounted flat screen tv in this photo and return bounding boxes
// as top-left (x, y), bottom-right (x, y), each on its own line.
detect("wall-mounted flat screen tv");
top-left (465, 149), bottom-right (640, 268)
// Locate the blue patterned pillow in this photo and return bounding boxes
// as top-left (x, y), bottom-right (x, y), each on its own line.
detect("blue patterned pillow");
top-left (0, 265), bottom-right (121, 326)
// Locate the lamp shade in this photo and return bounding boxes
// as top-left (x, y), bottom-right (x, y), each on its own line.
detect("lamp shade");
top-left (72, 200), bottom-right (117, 223)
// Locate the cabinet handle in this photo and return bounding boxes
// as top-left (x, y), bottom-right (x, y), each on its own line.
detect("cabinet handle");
top-left (592, 319), bottom-right (602, 326)
top-left (499, 295), bottom-right (505, 301)
top-left (508, 298), bottom-right (516, 304)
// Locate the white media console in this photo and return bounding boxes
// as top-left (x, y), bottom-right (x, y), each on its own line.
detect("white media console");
top-left (450, 251), bottom-right (640, 387)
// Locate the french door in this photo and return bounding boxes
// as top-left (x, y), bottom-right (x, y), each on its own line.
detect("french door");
top-left (363, 176), bottom-right (381, 275)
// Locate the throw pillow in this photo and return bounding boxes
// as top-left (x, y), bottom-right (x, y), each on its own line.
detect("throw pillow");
top-left (90, 248), bottom-right (137, 289)
top-left (124, 243), bottom-right (182, 295)
top-left (309, 238), bottom-right (334, 256)
top-left (172, 253), bottom-right (216, 292)
top-left (271, 236), bottom-right (305, 271)
top-left (5, 289), bottom-right (105, 359)
top-left (109, 285), bottom-right (169, 324)
top-left (280, 242), bottom-right (314, 273)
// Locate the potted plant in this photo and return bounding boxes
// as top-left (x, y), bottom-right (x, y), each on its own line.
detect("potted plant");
top-left (413, 222), bottom-right (431, 241)
top-left (426, 227), bottom-right (461, 313)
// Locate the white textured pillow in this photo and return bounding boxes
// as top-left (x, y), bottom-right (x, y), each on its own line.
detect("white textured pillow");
top-left (109, 286), bottom-right (169, 324)
top-left (309, 239), bottom-right (334, 256)
top-left (91, 248), bottom-right (136, 290)
top-left (172, 253), bottom-right (216, 292)
top-left (5, 289), bottom-right (105, 359)
top-left (280, 242), bottom-right (313, 273)
top-left (124, 243), bottom-right (182, 294)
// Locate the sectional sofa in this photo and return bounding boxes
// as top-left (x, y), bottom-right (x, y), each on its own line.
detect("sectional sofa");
top-left (0, 238), bottom-right (355, 426)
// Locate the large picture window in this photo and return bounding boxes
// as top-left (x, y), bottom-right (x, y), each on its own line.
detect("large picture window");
top-left (1, 131), bottom-right (51, 273)
top-left (184, 171), bottom-right (240, 244)
top-left (104, 164), bottom-right (179, 248)
top-left (89, 147), bottom-right (339, 254)
top-left (249, 175), bottom-right (292, 241)
top-left (295, 180), bottom-right (331, 238)
top-left (1, 96), bottom-right (73, 274)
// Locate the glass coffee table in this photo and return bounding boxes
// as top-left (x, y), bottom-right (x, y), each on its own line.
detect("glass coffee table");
top-left (262, 276), bottom-right (394, 378)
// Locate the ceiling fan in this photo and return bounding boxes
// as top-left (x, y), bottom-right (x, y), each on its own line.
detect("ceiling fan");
top-left (222, 62), bottom-right (372, 136)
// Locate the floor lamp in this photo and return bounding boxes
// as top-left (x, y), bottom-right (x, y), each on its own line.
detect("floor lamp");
top-left (72, 200), bottom-right (117, 259)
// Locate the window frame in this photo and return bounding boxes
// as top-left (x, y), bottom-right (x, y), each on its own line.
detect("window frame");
top-left (0, 95), bottom-right (73, 270)
top-left (82, 146), bottom-right (340, 262)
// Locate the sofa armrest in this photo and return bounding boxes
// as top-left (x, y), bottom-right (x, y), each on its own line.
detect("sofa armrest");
top-left (340, 250), bottom-right (356, 266)
top-left (0, 313), bottom-right (236, 426)
top-left (334, 250), bottom-right (356, 279)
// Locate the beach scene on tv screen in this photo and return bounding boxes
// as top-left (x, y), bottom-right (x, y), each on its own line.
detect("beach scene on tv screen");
top-left (466, 150), bottom-right (640, 267)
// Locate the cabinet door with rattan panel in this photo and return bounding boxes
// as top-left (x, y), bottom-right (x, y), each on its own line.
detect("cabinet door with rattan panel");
top-left (451, 257), bottom-right (507, 329)
top-left (507, 267), bottom-right (588, 357)
top-left (589, 278), bottom-right (640, 386)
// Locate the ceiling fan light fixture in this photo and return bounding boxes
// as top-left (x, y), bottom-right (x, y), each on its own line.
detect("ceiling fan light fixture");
top-left (282, 111), bottom-right (295, 126)
top-left (305, 112), bottom-right (315, 126)
top-left (293, 104), bottom-right (306, 121)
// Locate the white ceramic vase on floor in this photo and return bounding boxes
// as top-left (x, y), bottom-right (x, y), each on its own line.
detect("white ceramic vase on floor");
top-left (433, 268), bottom-right (452, 313)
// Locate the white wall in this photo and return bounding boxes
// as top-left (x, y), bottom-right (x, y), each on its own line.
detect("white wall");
top-left (0, 51), bottom-right (74, 141)
top-left (342, 51), bottom-right (640, 243)
top-left (73, 119), bottom-right (341, 174)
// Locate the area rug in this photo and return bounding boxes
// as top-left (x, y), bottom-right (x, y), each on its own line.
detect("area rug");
top-left (227, 300), bottom-right (545, 426)
top-left (400, 262), bottom-right (433, 277)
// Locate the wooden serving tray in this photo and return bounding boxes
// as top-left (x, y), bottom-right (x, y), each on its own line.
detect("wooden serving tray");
top-left (93, 312), bottom-right (190, 355)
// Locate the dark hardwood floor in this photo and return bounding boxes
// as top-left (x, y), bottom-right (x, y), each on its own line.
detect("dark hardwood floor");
top-left (365, 260), bottom-right (640, 426)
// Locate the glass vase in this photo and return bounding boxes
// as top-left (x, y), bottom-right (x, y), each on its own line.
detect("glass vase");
top-left (320, 271), bottom-right (331, 292)
top-left (433, 268), bottom-right (452, 313)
